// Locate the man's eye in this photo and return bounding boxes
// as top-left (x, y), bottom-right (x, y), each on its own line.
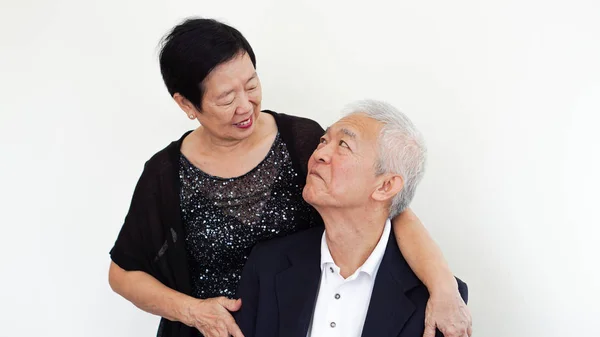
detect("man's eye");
top-left (319, 137), bottom-right (327, 144)
top-left (339, 140), bottom-right (350, 148)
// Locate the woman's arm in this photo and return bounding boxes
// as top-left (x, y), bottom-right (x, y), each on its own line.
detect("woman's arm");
top-left (391, 208), bottom-right (472, 337)
top-left (108, 262), bottom-right (244, 337)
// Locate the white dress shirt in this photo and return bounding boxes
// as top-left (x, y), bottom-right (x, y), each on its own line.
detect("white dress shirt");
top-left (307, 219), bottom-right (391, 337)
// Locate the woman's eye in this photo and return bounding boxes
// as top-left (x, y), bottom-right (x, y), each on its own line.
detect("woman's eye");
top-left (247, 86), bottom-right (257, 91)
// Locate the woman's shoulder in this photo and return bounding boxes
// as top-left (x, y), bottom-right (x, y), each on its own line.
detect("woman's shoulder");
top-left (263, 110), bottom-right (325, 136)
top-left (263, 110), bottom-right (324, 176)
top-left (141, 130), bottom-right (192, 176)
top-left (263, 110), bottom-right (324, 151)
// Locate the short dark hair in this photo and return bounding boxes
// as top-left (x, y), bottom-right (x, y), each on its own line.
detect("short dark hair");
top-left (159, 18), bottom-right (257, 110)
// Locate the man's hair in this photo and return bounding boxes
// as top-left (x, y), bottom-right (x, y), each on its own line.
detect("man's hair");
top-left (341, 100), bottom-right (427, 218)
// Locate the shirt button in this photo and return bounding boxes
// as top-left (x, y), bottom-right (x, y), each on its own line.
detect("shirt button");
top-left (335, 293), bottom-right (341, 299)
top-left (329, 267), bottom-right (334, 273)
top-left (330, 322), bottom-right (336, 328)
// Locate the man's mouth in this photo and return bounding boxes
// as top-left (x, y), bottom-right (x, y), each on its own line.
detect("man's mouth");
top-left (309, 169), bottom-right (323, 180)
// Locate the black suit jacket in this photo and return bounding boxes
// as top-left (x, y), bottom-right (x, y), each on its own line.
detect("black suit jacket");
top-left (235, 226), bottom-right (468, 337)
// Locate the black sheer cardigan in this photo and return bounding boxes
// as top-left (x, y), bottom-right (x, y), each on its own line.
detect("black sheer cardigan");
top-left (109, 110), bottom-right (324, 337)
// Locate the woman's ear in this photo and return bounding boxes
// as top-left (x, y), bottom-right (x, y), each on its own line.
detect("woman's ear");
top-left (371, 174), bottom-right (404, 202)
top-left (173, 93), bottom-right (199, 119)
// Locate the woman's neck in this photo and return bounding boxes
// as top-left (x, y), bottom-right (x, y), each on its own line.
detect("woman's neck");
top-left (181, 113), bottom-right (278, 178)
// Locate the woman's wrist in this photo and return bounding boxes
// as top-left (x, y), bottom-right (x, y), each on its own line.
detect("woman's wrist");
top-left (175, 293), bottom-right (197, 326)
top-left (427, 271), bottom-right (459, 296)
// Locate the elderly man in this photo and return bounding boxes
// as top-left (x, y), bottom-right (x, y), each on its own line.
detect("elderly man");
top-left (234, 100), bottom-right (468, 337)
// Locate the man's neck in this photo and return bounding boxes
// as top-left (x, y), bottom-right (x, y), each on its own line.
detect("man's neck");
top-left (320, 207), bottom-right (389, 278)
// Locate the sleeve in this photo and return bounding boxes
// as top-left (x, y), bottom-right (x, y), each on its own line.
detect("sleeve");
top-left (293, 117), bottom-right (325, 172)
top-left (109, 163), bottom-right (158, 273)
top-left (234, 245), bottom-right (262, 337)
top-left (292, 117), bottom-right (326, 229)
top-left (275, 112), bottom-right (325, 178)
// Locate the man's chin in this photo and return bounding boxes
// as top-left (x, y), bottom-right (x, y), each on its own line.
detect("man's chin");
top-left (302, 186), bottom-right (319, 206)
top-left (301, 187), bottom-right (312, 203)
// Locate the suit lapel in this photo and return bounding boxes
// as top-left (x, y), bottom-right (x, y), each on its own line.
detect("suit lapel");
top-left (361, 233), bottom-right (421, 337)
top-left (276, 228), bottom-right (323, 337)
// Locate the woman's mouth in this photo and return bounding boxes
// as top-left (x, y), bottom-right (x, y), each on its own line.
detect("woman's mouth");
top-left (234, 116), bottom-right (253, 129)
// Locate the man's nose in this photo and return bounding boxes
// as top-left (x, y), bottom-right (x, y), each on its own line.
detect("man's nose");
top-left (313, 143), bottom-right (332, 164)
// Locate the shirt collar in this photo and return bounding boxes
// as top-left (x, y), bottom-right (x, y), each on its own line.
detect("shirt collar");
top-left (320, 219), bottom-right (391, 278)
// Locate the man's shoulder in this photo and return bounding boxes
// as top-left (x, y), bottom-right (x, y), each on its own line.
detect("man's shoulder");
top-left (455, 277), bottom-right (469, 304)
top-left (380, 233), bottom-right (468, 296)
top-left (249, 227), bottom-right (324, 265)
top-left (382, 234), bottom-right (469, 306)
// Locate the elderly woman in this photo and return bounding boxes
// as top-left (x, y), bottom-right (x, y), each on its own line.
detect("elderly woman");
top-left (108, 18), bottom-right (471, 337)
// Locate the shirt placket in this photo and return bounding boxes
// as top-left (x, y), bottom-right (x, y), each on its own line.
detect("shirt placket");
top-left (323, 264), bottom-right (342, 337)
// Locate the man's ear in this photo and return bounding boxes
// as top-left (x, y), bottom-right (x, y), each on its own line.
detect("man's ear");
top-left (173, 93), bottom-right (200, 119)
top-left (371, 174), bottom-right (404, 202)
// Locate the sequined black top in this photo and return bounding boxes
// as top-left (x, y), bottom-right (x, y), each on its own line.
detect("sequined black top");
top-left (179, 133), bottom-right (316, 299)
top-left (110, 110), bottom-right (325, 337)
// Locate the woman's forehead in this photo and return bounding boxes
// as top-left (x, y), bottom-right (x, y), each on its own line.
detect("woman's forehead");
top-left (205, 54), bottom-right (257, 88)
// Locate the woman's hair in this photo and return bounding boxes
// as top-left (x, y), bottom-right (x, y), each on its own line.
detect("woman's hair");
top-left (159, 18), bottom-right (256, 110)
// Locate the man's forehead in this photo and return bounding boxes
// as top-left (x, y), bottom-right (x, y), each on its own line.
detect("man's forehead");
top-left (326, 124), bottom-right (357, 138)
top-left (327, 114), bottom-right (381, 139)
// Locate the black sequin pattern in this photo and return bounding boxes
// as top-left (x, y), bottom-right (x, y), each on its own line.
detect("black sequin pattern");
top-left (179, 133), bottom-right (316, 299)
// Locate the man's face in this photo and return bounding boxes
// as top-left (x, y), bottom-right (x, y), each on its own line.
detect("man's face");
top-left (303, 113), bottom-right (383, 211)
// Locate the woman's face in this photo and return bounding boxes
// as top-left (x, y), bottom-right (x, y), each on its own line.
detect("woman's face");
top-left (192, 52), bottom-right (263, 142)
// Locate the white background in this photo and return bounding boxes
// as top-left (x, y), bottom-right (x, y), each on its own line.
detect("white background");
top-left (1, 0), bottom-right (599, 336)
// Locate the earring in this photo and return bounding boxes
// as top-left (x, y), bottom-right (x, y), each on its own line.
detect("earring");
top-left (188, 114), bottom-right (195, 119)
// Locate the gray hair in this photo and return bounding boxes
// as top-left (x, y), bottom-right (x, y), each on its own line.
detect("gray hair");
top-left (341, 99), bottom-right (427, 218)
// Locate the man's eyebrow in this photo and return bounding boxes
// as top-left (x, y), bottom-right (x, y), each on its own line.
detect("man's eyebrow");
top-left (322, 127), bottom-right (357, 139)
top-left (340, 128), bottom-right (357, 139)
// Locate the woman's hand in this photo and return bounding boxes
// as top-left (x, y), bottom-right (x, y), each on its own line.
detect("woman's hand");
top-left (423, 289), bottom-right (472, 337)
top-left (183, 297), bottom-right (244, 337)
